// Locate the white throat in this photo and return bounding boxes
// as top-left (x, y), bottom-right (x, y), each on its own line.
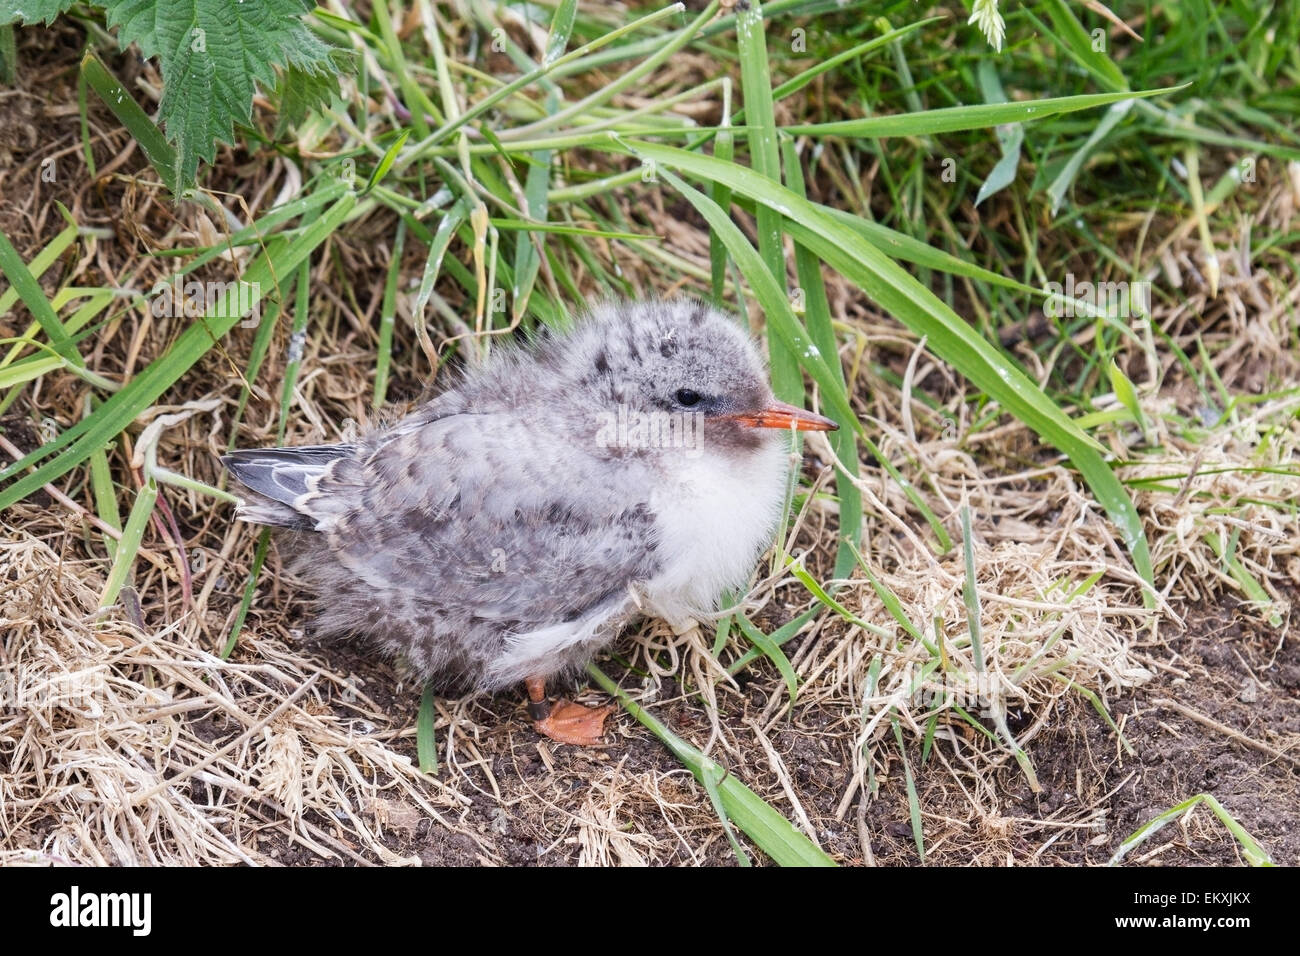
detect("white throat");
top-left (642, 437), bottom-right (792, 626)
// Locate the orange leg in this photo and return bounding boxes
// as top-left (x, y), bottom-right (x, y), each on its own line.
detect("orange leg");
top-left (525, 676), bottom-right (614, 747)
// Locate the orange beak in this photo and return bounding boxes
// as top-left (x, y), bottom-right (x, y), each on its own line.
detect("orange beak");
top-left (723, 399), bottom-right (839, 432)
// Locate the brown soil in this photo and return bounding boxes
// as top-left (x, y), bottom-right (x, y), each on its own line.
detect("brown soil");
top-left (252, 588), bottom-right (1297, 867)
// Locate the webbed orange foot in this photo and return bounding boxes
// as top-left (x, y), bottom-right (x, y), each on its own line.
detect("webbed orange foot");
top-left (525, 676), bottom-right (614, 747)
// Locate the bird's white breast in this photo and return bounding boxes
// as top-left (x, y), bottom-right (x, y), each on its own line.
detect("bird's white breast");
top-left (642, 438), bottom-right (792, 625)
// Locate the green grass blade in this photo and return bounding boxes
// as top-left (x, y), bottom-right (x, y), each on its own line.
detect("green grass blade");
top-left (0, 191), bottom-right (356, 510)
top-left (544, 0), bottom-right (579, 64)
top-left (783, 137), bottom-right (861, 578)
top-left (784, 88), bottom-right (1177, 137)
top-left (735, 614), bottom-right (799, 710)
top-left (770, 20), bottom-right (937, 105)
top-left (786, 557), bottom-right (896, 641)
top-left (417, 683), bottom-right (439, 775)
top-left (0, 353), bottom-right (64, 389)
top-left (511, 93), bottom-right (557, 323)
top-left (846, 537), bottom-right (923, 644)
top-left (587, 662), bottom-right (835, 867)
top-left (1205, 530), bottom-right (1283, 627)
top-left (230, 272), bottom-right (291, 445)
top-left (85, 399), bottom-right (121, 561)
top-left (80, 52), bottom-right (178, 194)
top-left (1040, 0), bottom-right (1129, 92)
top-left (221, 529), bottom-right (271, 659)
top-left (700, 763), bottom-right (751, 867)
top-left (0, 231), bottom-right (76, 362)
top-left (619, 142), bottom-right (1153, 598)
top-left (1107, 357), bottom-right (1147, 433)
top-left (0, 23), bottom-right (14, 84)
top-left (99, 474), bottom-right (157, 608)
top-left (1109, 793), bottom-right (1274, 867)
top-left (973, 59), bottom-right (1024, 207)
top-left (1054, 674), bottom-right (1135, 756)
top-left (167, 180), bottom-right (351, 279)
top-left (736, 1), bottom-right (799, 404)
top-left (1045, 98), bottom-right (1136, 214)
top-left (373, 220), bottom-right (406, 407)
top-left (414, 199), bottom-right (468, 321)
top-left (709, 90), bottom-right (734, 306)
top-left (362, 128), bottom-right (411, 196)
top-left (372, 2), bottom-right (432, 138)
top-left (891, 718), bottom-right (925, 863)
top-left (961, 505), bottom-right (985, 673)
top-left (278, 257), bottom-right (314, 435)
top-left (0, 219), bottom-right (78, 322)
top-left (725, 605), bottom-right (820, 676)
top-left (811, 202), bottom-right (1041, 294)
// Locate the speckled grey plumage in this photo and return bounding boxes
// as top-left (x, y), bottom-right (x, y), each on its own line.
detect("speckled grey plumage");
top-left (224, 300), bottom-right (801, 693)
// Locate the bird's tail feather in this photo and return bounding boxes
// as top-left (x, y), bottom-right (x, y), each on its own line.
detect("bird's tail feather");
top-left (222, 444), bottom-right (356, 529)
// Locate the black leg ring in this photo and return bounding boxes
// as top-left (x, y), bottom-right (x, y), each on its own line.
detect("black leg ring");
top-left (528, 698), bottom-right (551, 721)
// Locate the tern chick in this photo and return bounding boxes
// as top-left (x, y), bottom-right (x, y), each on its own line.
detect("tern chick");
top-left (224, 300), bottom-right (836, 745)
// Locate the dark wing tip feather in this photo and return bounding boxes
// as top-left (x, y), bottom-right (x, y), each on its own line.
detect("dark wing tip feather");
top-left (222, 443), bottom-right (357, 511)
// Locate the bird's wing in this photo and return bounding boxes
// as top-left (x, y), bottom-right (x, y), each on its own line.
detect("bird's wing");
top-left (223, 444), bottom-right (358, 529)
top-left (300, 412), bottom-right (662, 633)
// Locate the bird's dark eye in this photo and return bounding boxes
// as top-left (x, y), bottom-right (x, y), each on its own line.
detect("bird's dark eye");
top-left (674, 388), bottom-right (702, 407)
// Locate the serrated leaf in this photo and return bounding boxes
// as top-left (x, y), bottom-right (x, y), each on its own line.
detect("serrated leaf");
top-left (273, 57), bottom-right (345, 136)
top-left (0, 0), bottom-right (75, 26)
top-left (103, 0), bottom-right (344, 187)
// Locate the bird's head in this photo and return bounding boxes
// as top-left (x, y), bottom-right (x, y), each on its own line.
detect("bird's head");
top-left (548, 299), bottom-right (837, 457)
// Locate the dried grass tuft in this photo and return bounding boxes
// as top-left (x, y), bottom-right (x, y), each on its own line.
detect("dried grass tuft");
top-left (0, 526), bottom-right (482, 866)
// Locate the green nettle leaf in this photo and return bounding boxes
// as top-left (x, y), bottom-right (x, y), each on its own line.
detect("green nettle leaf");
top-left (0, 1), bottom-right (76, 26)
top-left (274, 56), bottom-right (346, 136)
top-left (101, 0), bottom-right (343, 186)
